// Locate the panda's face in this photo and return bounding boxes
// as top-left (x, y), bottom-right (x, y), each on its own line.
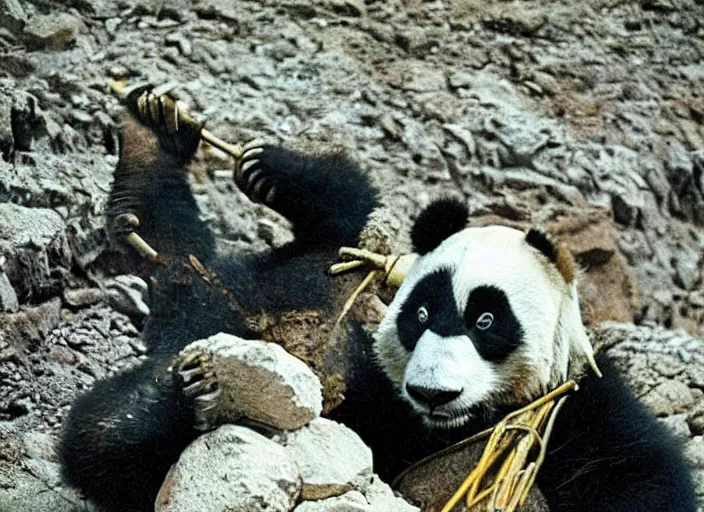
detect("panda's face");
top-left (373, 225), bottom-right (570, 429)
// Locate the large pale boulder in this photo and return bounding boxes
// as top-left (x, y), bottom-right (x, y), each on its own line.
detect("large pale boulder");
top-left (283, 418), bottom-right (373, 500)
top-left (155, 425), bottom-right (301, 512)
top-left (184, 333), bottom-right (323, 430)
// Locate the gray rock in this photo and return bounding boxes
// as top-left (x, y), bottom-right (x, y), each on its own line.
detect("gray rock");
top-left (23, 13), bottom-right (85, 51)
top-left (684, 437), bottom-right (704, 468)
top-left (21, 432), bottom-right (56, 460)
top-left (641, 380), bottom-right (696, 417)
top-left (155, 425), bottom-right (301, 512)
top-left (192, 0), bottom-right (240, 21)
top-left (283, 418), bottom-right (373, 500)
top-left (0, 461), bottom-right (98, 512)
top-left (691, 468), bottom-right (704, 502)
top-left (0, 203), bottom-right (69, 300)
top-left (0, 203), bottom-right (64, 250)
top-left (0, 270), bottom-right (19, 312)
top-left (659, 414), bottom-right (692, 439)
top-left (63, 287), bottom-right (104, 308)
top-left (363, 475), bottom-right (419, 512)
top-left (182, 334), bottom-right (322, 430)
top-left (327, 0), bottom-right (366, 17)
top-left (0, 0), bottom-right (26, 33)
top-left (105, 275), bottom-right (150, 318)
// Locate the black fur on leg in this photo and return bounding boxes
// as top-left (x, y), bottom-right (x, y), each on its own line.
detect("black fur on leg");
top-left (411, 197), bottom-right (469, 255)
top-left (106, 115), bottom-right (215, 261)
top-left (59, 360), bottom-right (197, 512)
top-left (236, 145), bottom-right (379, 248)
top-left (538, 352), bottom-right (698, 512)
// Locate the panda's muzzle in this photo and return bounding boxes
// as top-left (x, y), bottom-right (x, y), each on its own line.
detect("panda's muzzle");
top-left (405, 384), bottom-right (462, 410)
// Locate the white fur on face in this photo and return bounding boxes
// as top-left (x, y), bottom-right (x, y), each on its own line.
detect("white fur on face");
top-left (373, 225), bottom-right (588, 429)
top-left (402, 330), bottom-right (499, 428)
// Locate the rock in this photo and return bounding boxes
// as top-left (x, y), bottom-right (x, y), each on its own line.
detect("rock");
top-left (192, 0), bottom-right (240, 21)
top-left (328, 0), bottom-right (366, 17)
top-left (0, 203), bottom-right (64, 249)
top-left (674, 251), bottom-right (701, 291)
top-left (0, 298), bottom-right (61, 346)
top-left (395, 27), bottom-right (432, 54)
top-left (659, 414), bottom-right (692, 439)
top-left (683, 437), bottom-right (704, 468)
top-left (0, 270), bottom-right (19, 312)
top-left (0, 0), bottom-right (26, 33)
top-left (363, 475), bottom-right (419, 512)
top-left (688, 401), bottom-right (704, 435)
top-left (63, 287), bottom-right (104, 308)
top-left (294, 491), bottom-right (371, 512)
top-left (283, 418), bottom-right (373, 500)
top-left (155, 425), bottom-right (301, 512)
top-left (23, 13), bottom-right (84, 51)
top-left (641, 380), bottom-right (696, 417)
top-left (0, 86), bottom-right (12, 158)
top-left (0, 461), bottom-right (97, 512)
top-left (183, 333), bottom-right (323, 430)
top-left (0, 80), bottom-right (46, 155)
top-left (693, 469), bottom-right (704, 503)
top-left (105, 275), bottom-right (150, 318)
top-left (0, 203), bottom-right (70, 301)
top-left (22, 432), bottom-right (56, 460)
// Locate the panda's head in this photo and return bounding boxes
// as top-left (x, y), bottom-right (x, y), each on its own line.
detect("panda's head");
top-left (373, 198), bottom-right (595, 429)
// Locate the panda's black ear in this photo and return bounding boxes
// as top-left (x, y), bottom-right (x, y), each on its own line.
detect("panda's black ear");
top-left (411, 198), bottom-right (469, 255)
top-left (525, 228), bottom-right (576, 282)
top-left (525, 229), bottom-right (556, 262)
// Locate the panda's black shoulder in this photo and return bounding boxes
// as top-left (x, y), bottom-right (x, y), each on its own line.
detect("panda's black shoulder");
top-left (538, 352), bottom-right (697, 511)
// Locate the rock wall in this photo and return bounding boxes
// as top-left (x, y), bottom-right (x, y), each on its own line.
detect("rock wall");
top-left (1, 0), bottom-right (704, 510)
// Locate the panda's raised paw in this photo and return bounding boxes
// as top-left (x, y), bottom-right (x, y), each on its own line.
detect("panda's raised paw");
top-left (234, 140), bottom-right (278, 206)
top-left (122, 83), bottom-right (203, 159)
top-left (174, 349), bottom-right (222, 432)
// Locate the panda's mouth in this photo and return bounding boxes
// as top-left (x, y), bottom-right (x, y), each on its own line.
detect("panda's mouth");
top-left (419, 401), bottom-right (484, 429)
top-left (423, 411), bottom-right (473, 429)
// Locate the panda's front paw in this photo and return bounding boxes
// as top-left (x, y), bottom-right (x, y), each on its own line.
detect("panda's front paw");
top-left (234, 141), bottom-right (278, 206)
top-left (175, 349), bottom-right (222, 432)
top-left (124, 83), bottom-right (202, 159)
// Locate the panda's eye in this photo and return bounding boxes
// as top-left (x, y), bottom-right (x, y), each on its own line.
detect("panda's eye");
top-left (476, 312), bottom-right (494, 330)
top-left (417, 305), bottom-right (429, 324)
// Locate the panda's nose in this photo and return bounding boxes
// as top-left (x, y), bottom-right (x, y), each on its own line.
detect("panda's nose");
top-left (406, 384), bottom-right (462, 408)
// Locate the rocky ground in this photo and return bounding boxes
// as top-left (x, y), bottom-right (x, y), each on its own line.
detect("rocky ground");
top-left (1, 0), bottom-right (704, 510)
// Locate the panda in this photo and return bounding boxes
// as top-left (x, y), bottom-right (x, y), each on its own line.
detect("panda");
top-left (59, 86), bottom-right (697, 512)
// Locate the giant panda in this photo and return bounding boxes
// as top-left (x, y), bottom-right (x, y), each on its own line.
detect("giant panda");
top-left (59, 86), bottom-right (697, 512)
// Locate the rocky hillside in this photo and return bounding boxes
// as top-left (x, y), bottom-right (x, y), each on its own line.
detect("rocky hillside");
top-left (1, 0), bottom-right (704, 510)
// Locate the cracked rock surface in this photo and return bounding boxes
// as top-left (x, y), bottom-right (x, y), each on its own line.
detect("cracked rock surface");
top-left (1, 0), bottom-right (704, 509)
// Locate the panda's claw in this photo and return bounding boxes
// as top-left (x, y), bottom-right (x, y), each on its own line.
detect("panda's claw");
top-left (178, 351), bottom-right (209, 370)
top-left (240, 159), bottom-right (259, 177)
top-left (264, 185), bottom-right (276, 205)
top-left (196, 389), bottom-right (222, 403)
top-left (174, 348), bottom-right (224, 431)
top-left (252, 178), bottom-right (269, 201)
top-left (242, 139), bottom-right (266, 152)
top-left (244, 168), bottom-right (264, 192)
top-left (243, 146), bottom-right (264, 161)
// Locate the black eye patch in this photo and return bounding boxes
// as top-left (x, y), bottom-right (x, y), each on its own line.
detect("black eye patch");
top-left (465, 285), bottom-right (524, 362)
top-left (396, 273), bottom-right (524, 362)
top-left (396, 269), bottom-right (462, 351)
